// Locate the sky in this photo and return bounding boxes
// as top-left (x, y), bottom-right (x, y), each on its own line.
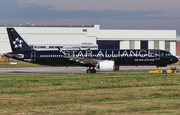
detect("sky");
top-left (1, 0), bottom-right (180, 34)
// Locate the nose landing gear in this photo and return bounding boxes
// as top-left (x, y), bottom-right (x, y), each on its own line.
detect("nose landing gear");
top-left (86, 64), bottom-right (96, 73)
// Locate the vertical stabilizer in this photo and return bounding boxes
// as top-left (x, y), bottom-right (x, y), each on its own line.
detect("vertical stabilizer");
top-left (7, 28), bottom-right (31, 52)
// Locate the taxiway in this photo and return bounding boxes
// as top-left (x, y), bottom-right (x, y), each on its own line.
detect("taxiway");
top-left (0, 65), bottom-right (179, 74)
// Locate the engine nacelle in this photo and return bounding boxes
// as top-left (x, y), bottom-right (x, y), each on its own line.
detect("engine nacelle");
top-left (97, 60), bottom-right (119, 71)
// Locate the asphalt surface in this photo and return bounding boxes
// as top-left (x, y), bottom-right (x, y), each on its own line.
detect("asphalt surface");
top-left (0, 67), bottom-right (86, 74)
top-left (0, 65), bottom-right (179, 74)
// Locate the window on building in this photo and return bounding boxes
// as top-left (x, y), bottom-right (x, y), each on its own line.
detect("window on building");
top-left (80, 46), bottom-right (97, 49)
top-left (165, 41), bottom-right (170, 52)
top-left (154, 41), bottom-right (159, 49)
top-left (37, 46), bottom-right (46, 48)
top-left (129, 41), bottom-right (135, 49)
top-left (72, 47), bottom-right (80, 49)
top-left (97, 40), bottom-right (120, 49)
top-left (29, 45), bottom-right (34, 49)
top-left (141, 41), bottom-right (148, 49)
top-left (55, 46), bottom-right (63, 48)
top-left (83, 29), bottom-right (87, 32)
top-left (49, 46), bottom-right (55, 48)
top-left (81, 46), bottom-right (88, 48)
top-left (90, 46), bottom-right (98, 48)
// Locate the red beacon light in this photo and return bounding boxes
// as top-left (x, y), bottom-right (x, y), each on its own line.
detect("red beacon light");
top-left (170, 59), bottom-right (173, 61)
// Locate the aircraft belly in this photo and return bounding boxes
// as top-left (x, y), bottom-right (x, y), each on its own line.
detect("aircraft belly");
top-left (115, 57), bottom-right (156, 66)
top-left (35, 58), bottom-right (78, 66)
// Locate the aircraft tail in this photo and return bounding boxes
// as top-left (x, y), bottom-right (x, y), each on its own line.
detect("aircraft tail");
top-left (7, 28), bottom-right (31, 52)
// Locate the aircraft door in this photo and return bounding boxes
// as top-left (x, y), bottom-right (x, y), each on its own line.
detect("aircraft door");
top-left (155, 51), bottom-right (160, 60)
top-left (31, 52), bottom-right (36, 61)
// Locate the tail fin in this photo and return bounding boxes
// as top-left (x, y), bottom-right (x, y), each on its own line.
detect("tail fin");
top-left (7, 28), bottom-right (31, 52)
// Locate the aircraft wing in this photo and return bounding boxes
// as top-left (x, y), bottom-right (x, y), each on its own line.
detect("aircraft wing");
top-left (58, 47), bottom-right (99, 65)
top-left (66, 56), bottom-right (98, 65)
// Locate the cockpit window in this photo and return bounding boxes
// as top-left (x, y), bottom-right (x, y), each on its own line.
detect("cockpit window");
top-left (165, 53), bottom-right (171, 56)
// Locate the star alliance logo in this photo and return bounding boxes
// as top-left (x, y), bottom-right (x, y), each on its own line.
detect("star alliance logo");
top-left (13, 38), bottom-right (23, 49)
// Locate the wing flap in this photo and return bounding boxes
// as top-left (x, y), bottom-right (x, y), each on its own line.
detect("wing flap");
top-left (68, 57), bottom-right (98, 65)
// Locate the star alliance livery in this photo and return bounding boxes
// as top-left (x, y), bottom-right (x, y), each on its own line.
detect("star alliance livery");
top-left (4, 28), bottom-right (178, 73)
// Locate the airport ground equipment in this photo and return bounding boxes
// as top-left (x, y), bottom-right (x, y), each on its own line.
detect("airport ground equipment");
top-left (149, 67), bottom-right (178, 73)
top-left (0, 54), bottom-right (13, 61)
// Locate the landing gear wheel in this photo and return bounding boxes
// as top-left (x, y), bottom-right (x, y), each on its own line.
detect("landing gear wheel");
top-left (86, 64), bottom-right (96, 73)
top-left (86, 69), bottom-right (91, 73)
top-left (86, 69), bottom-right (96, 73)
top-left (91, 69), bottom-right (96, 73)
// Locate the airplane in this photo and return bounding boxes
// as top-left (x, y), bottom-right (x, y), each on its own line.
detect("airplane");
top-left (4, 28), bottom-right (178, 73)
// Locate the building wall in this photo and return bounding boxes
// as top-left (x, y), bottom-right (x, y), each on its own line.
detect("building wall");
top-left (0, 25), bottom-right (99, 53)
top-left (98, 29), bottom-right (176, 55)
top-left (98, 30), bottom-right (176, 40)
top-left (159, 41), bottom-right (165, 50)
top-left (120, 41), bottom-right (129, 49)
top-left (148, 41), bottom-right (154, 49)
top-left (176, 35), bottom-right (180, 57)
top-left (118, 40), bottom-right (176, 55)
top-left (170, 42), bottom-right (176, 56)
top-left (176, 41), bottom-right (180, 56)
top-left (135, 41), bottom-right (140, 49)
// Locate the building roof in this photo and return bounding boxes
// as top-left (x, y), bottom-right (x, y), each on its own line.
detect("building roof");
top-left (0, 25), bottom-right (95, 28)
top-left (98, 29), bottom-right (177, 41)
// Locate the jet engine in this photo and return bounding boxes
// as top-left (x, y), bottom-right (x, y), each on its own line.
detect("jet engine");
top-left (97, 60), bottom-right (119, 71)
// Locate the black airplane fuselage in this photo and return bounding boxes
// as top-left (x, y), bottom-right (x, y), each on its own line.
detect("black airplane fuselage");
top-left (8, 49), bottom-right (178, 67)
top-left (5, 28), bottom-right (179, 73)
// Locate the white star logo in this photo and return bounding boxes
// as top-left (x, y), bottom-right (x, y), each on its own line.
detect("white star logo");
top-left (13, 38), bottom-right (23, 49)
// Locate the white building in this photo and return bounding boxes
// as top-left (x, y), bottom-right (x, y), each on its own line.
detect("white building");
top-left (98, 29), bottom-right (176, 56)
top-left (0, 25), bottom-right (177, 56)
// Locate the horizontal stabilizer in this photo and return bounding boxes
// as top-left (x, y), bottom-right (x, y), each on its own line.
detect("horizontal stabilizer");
top-left (4, 53), bottom-right (24, 59)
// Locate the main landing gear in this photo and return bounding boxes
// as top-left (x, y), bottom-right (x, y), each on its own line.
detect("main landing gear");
top-left (86, 64), bottom-right (96, 73)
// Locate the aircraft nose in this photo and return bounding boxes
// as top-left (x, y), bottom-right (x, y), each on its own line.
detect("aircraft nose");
top-left (171, 56), bottom-right (179, 64)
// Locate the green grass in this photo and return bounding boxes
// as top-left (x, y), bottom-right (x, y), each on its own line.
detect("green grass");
top-left (1, 73), bottom-right (180, 114)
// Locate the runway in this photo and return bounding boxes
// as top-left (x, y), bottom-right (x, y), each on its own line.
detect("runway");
top-left (0, 65), bottom-right (179, 74)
